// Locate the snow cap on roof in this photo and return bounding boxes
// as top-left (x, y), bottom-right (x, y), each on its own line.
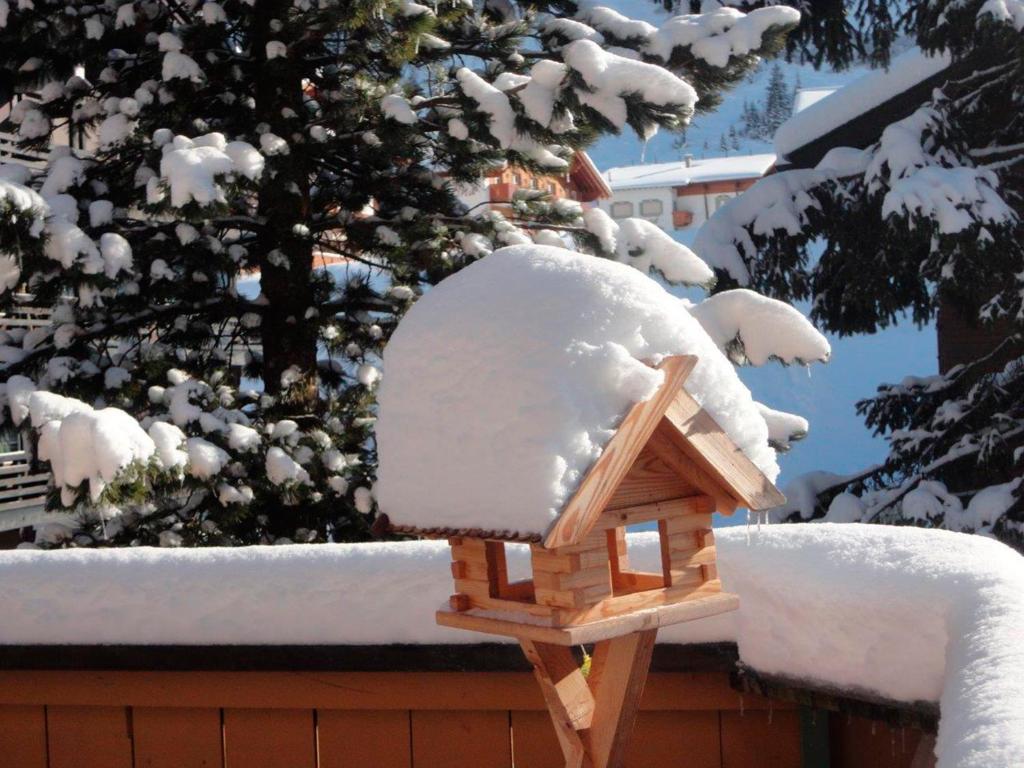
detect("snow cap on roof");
top-left (775, 47), bottom-right (951, 158)
top-left (603, 153), bottom-right (776, 191)
top-left (376, 245), bottom-right (777, 540)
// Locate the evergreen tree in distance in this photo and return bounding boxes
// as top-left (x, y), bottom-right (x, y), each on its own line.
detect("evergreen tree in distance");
top-left (0, 1), bottom-right (803, 547)
top-left (695, 0), bottom-right (1024, 546)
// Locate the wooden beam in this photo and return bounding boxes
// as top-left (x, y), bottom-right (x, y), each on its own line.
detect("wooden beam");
top-left (592, 496), bottom-right (711, 531)
top-left (661, 389), bottom-right (785, 511)
top-left (543, 356), bottom-right (698, 549)
top-left (437, 591), bottom-right (738, 646)
top-left (583, 630), bottom-right (658, 768)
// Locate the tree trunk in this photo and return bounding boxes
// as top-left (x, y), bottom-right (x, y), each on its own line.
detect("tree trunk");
top-left (252, 0), bottom-right (319, 414)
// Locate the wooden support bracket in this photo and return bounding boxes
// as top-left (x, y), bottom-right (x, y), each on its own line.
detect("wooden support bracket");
top-left (520, 629), bottom-right (658, 768)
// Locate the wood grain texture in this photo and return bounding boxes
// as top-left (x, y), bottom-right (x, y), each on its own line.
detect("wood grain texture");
top-left (0, 705), bottom-right (47, 768)
top-left (133, 707), bottom-right (223, 768)
top-left (721, 709), bottom-right (801, 768)
top-left (520, 641), bottom-right (591, 767)
top-left (222, 708), bottom-right (316, 768)
top-left (511, 710), bottom-right (566, 768)
top-left (544, 356), bottom-right (698, 548)
top-left (317, 710), bottom-right (412, 768)
top-left (605, 449), bottom-right (697, 511)
top-left (595, 496), bottom-right (710, 530)
top-left (585, 630), bottom-right (658, 768)
top-left (661, 391), bottom-right (785, 511)
top-left (438, 591), bottom-right (738, 645)
top-left (627, 711), bottom-right (722, 768)
top-left (46, 706), bottom-right (134, 768)
top-left (411, 710), bottom-right (512, 768)
top-left (646, 427), bottom-right (738, 515)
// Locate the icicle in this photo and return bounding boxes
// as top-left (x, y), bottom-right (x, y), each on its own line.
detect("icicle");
top-left (745, 508), bottom-right (751, 544)
top-left (639, 137), bottom-right (648, 163)
top-left (767, 704), bottom-right (773, 725)
top-left (871, 721), bottom-right (877, 736)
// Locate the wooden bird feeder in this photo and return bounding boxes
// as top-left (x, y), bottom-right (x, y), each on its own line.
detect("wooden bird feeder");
top-left (400, 355), bottom-right (785, 768)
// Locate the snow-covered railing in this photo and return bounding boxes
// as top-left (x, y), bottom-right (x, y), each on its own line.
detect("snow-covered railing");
top-left (0, 525), bottom-right (1018, 766)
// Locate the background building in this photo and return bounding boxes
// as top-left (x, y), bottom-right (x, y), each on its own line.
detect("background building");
top-left (598, 154), bottom-right (776, 233)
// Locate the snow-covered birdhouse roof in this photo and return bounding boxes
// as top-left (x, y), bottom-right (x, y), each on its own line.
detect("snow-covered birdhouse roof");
top-left (376, 245), bottom-right (787, 544)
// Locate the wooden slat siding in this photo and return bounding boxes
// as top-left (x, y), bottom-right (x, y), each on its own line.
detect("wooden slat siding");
top-left (46, 706), bottom-right (134, 768)
top-left (544, 355), bottom-right (698, 548)
top-left (222, 708), bottom-right (316, 768)
top-left (411, 710), bottom-right (512, 768)
top-left (829, 713), bottom-right (926, 768)
top-left (661, 393), bottom-right (785, 511)
top-left (627, 711), bottom-right (721, 768)
top-left (132, 707), bottom-right (223, 768)
top-left (721, 709), bottom-right (801, 768)
top-left (0, 671), bottom-right (787, 712)
top-left (511, 710), bottom-right (564, 768)
top-left (317, 710), bottom-right (411, 768)
top-left (0, 705), bottom-right (47, 768)
top-left (605, 448), bottom-right (696, 511)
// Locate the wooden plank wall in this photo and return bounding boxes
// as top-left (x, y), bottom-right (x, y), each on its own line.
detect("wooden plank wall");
top-left (0, 670), bottom-right (927, 768)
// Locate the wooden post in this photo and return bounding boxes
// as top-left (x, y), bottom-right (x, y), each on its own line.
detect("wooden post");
top-left (520, 629), bottom-right (657, 768)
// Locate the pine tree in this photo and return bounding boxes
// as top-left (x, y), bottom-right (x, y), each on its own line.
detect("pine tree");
top-left (729, 125), bottom-right (740, 151)
top-left (0, 1), bottom-right (801, 547)
top-left (719, 133), bottom-right (730, 152)
top-left (694, 0), bottom-right (1024, 547)
top-left (762, 63), bottom-right (793, 134)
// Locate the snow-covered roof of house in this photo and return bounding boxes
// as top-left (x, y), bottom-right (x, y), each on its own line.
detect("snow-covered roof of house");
top-left (375, 245), bottom-right (780, 541)
top-left (792, 86), bottom-right (838, 113)
top-left (602, 154), bottom-right (777, 191)
top-left (775, 48), bottom-right (952, 160)
top-left (1, 524), bottom-right (1021, 766)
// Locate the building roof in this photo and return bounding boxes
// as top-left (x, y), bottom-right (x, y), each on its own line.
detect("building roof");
top-left (775, 47), bottom-right (952, 163)
top-left (602, 154), bottom-right (777, 191)
top-left (570, 151), bottom-right (612, 201)
top-left (792, 86), bottom-right (838, 113)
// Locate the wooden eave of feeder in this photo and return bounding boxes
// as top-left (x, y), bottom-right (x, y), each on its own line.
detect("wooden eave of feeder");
top-left (425, 354), bottom-right (785, 647)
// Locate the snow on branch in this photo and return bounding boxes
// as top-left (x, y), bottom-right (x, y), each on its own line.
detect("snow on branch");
top-left (689, 289), bottom-right (831, 366)
top-left (582, 207), bottom-right (714, 286)
top-left (693, 168), bottom-right (832, 283)
top-left (755, 402), bottom-right (809, 452)
top-left (151, 133), bottom-right (264, 208)
top-left (567, 5), bottom-right (801, 70)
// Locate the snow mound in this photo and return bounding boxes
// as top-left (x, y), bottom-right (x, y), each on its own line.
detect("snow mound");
top-left (376, 245), bottom-right (776, 538)
top-left (696, 524), bottom-right (1024, 768)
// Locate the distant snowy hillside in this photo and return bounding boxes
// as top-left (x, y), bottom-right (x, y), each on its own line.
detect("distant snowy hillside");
top-left (587, 57), bottom-right (865, 170)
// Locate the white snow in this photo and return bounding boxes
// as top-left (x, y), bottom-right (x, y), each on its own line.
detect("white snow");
top-left (562, 39), bottom-right (696, 130)
top-left (376, 244), bottom-right (778, 538)
top-left (755, 402), bottom-right (808, 449)
top-left (34, 395), bottom-right (156, 503)
top-left (0, 524), bottom-right (1020, 768)
top-left (381, 94), bottom-right (418, 125)
top-left (775, 48), bottom-right (951, 159)
top-left (265, 40), bottom-right (287, 59)
top-left (688, 289), bottom-right (831, 366)
top-left (688, 524), bottom-right (1024, 768)
top-left (162, 52), bottom-right (204, 83)
top-left (582, 208), bottom-right (714, 285)
top-left (603, 154), bottom-right (776, 191)
top-left (158, 133), bottom-right (264, 207)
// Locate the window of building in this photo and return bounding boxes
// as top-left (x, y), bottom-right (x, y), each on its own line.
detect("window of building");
top-left (610, 201), bottom-right (634, 219)
top-left (639, 199), bottom-right (663, 219)
top-left (513, 173), bottom-right (523, 185)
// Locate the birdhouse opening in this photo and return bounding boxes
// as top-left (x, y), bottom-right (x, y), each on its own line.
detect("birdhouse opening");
top-left (607, 527), bottom-right (666, 596)
top-left (484, 541), bottom-right (536, 603)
